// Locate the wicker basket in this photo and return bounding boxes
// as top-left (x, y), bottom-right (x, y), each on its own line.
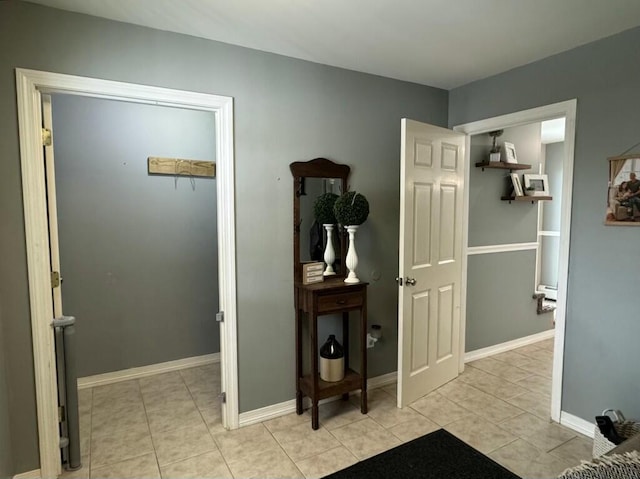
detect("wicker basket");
top-left (593, 409), bottom-right (640, 457)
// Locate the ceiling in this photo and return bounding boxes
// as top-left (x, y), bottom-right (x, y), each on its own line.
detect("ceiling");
top-left (24, 0), bottom-right (640, 89)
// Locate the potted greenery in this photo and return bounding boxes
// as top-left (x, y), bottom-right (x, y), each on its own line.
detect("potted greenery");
top-left (313, 193), bottom-right (339, 275)
top-left (333, 192), bottom-right (370, 283)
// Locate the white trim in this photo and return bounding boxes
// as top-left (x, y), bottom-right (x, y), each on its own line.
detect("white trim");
top-left (77, 353), bottom-right (219, 390)
top-left (16, 68), bottom-right (238, 478)
top-left (459, 133), bottom-right (471, 373)
top-left (560, 411), bottom-right (595, 438)
top-left (13, 470), bottom-right (41, 479)
top-left (466, 242), bottom-right (539, 256)
top-left (464, 329), bottom-right (555, 363)
top-left (454, 99), bottom-right (577, 424)
top-left (539, 231), bottom-right (560, 237)
top-left (238, 372), bottom-right (398, 427)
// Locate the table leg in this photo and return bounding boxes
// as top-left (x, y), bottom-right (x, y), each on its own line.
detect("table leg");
top-left (360, 300), bottom-right (368, 414)
top-left (312, 402), bottom-right (319, 430)
top-left (295, 308), bottom-right (303, 415)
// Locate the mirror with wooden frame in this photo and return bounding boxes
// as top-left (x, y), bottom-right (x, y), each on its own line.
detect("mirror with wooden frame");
top-left (290, 158), bottom-right (350, 282)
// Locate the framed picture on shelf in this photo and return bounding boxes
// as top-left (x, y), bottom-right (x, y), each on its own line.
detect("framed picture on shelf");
top-left (510, 173), bottom-right (524, 196)
top-left (523, 174), bottom-right (549, 196)
top-left (502, 142), bottom-right (518, 164)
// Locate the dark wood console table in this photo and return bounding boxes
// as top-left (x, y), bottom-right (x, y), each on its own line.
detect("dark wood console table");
top-left (295, 278), bottom-right (368, 429)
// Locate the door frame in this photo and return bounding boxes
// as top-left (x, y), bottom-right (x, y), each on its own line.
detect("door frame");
top-left (453, 99), bottom-right (576, 424)
top-left (16, 68), bottom-right (239, 477)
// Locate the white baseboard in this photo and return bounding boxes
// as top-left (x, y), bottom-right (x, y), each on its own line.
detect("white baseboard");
top-left (464, 329), bottom-right (555, 363)
top-left (13, 469), bottom-right (40, 479)
top-left (238, 371), bottom-right (398, 428)
top-left (560, 411), bottom-right (595, 438)
top-left (77, 353), bottom-right (220, 390)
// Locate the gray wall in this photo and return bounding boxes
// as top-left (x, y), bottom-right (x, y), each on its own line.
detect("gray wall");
top-left (0, 310), bottom-right (14, 479)
top-left (0, 2), bottom-right (448, 471)
top-left (466, 123), bottom-right (552, 351)
top-left (451, 26), bottom-right (640, 422)
top-left (52, 94), bottom-right (219, 377)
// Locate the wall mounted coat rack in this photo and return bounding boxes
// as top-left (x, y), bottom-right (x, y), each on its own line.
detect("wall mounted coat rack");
top-left (148, 157), bottom-right (215, 178)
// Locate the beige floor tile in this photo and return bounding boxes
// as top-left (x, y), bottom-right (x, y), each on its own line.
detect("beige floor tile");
top-left (409, 391), bottom-right (472, 426)
top-left (450, 388), bottom-right (524, 423)
top-left (93, 381), bottom-right (141, 405)
top-left (436, 380), bottom-right (486, 404)
top-left (329, 417), bottom-right (385, 443)
top-left (549, 436), bottom-right (593, 465)
top-left (91, 427), bottom-right (154, 468)
top-left (348, 387), bottom-right (394, 410)
top-left (366, 398), bottom-right (424, 429)
top-left (279, 427), bottom-right (341, 462)
top-left (264, 411), bottom-right (311, 435)
top-left (317, 400), bottom-right (368, 430)
top-left (90, 452), bottom-right (160, 479)
top-left (78, 389), bottom-right (93, 417)
top-left (199, 406), bottom-right (226, 435)
top-left (382, 383), bottom-right (397, 399)
top-left (146, 400), bottom-right (205, 435)
top-left (295, 446), bottom-right (358, 479)
top-left (505, 390), bottom-right (551, 420)
top-left (522, 422), bottom-right (577, 453)
top-left (227, 446), bottom-right (303, 479)
top-left (388, 416), bottom-right (440, 443)
top-left (458, 366), bottom-right (528, 399)
top-left (514, 342), bottom-right (546, 354)
top-left (538, 338), bottom-right (555, 351)
top-left (444, 414), bottom-right (517, 454)
top-left (515, 373), bottom-right (552, 395)
top-left (488, 438), bottom-right (543, 477)
top-left (160, 450), bottom-right (232, 479)
top-left (142, 385), bottom-right (193, 412)
top-left (498, 412), bottom-right (551, 437)
top-left (152, 422), bottom-right (217, 467)
top-left (191, 389), bottom-right (221, 410)
top-left (139, 371), bottom-right (185, 394)
top-left (515, 357), bottom-right (553, 378)
top-left (339, 427), bottom-right (401, 460)
top-left (522, 451), bottom-right (576, 478)
top-left (92, 392), bottom-right (145, 418)
top-left (491, 350), bottom-right (533, 367)
top-left (214, 423), bottom-right (281, 465)
top-left (521, 347), bottom-right (553, 363)
top-left (92, 405), bottom-right (149, 439)
top-left (468, 357), bottom-right (532, 383)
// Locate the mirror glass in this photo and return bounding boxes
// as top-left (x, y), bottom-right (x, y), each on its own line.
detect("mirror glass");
top-left (299, 178), bottom-right (343, 268)
top-left (606, 156), bottom-right (640, 225)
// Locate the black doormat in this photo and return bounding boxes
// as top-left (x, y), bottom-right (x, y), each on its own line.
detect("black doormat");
top-left (323, 429), bottom-right (520, 479)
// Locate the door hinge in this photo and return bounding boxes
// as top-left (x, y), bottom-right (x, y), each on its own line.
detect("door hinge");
top-left (42, 128), bottom-right (52, 147)
top-left (395, 277), bottom-right (403, 286)
top-left (58, 405), bottom-right (65, 422)
top-left (219, 392), bottom-right (226, 403)
top-left (216, 311), bottom-right (224, 323)
top-left (51, 271), bottom-right (61, 288)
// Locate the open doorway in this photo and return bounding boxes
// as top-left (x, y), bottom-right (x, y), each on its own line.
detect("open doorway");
top-left (47, 93), bottom-right (222, 472)
top-left (455, 99), bottom-right (577, 426)
top-left (16, 69), bottom-right (238, 478)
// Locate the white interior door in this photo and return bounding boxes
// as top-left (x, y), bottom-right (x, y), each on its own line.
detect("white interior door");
top-left (397, 119), bottom-right (465, 407)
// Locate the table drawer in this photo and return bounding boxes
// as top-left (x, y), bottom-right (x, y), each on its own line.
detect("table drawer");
top-left (317, 292), bottom-right (363, 313)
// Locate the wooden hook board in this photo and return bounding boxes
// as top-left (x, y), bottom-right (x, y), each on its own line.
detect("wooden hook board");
top-left (148, 157), bottom-right (215, 178)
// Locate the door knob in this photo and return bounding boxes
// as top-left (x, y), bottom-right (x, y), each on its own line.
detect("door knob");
top-left (405, 277), bottom-right (417, 286)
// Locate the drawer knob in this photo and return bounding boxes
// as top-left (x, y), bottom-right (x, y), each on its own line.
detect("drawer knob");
top-left (336, 299), bottom-right (346, 305)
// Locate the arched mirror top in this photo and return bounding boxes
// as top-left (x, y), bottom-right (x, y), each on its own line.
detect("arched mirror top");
top-left (290, 158), bottom-right (350, 282)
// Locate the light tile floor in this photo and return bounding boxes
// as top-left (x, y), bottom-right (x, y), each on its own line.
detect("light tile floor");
top-left (63, 337), bottom-right (592, 478)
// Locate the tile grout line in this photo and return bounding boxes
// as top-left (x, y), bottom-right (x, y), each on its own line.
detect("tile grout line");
top-left (136, 377), bottom-right (163, 478)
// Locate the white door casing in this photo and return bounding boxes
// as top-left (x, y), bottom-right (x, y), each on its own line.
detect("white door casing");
top-left (16, 69), bottom-right (238, 478)
top-left (397, 119), bottom-right (465, 407)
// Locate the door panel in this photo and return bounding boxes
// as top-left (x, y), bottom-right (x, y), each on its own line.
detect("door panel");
top-left (398, 119), bottom-right (465, 407)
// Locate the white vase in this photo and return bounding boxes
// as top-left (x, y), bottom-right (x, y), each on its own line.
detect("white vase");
top-left (323, 224), bottom-right (336, 276)
top-left (344, 225), bottom-right (360, 284)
